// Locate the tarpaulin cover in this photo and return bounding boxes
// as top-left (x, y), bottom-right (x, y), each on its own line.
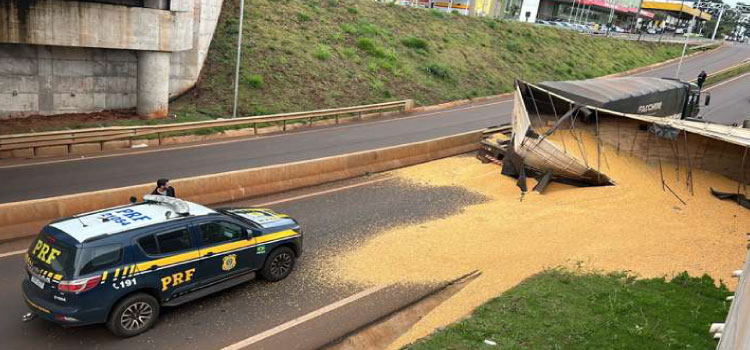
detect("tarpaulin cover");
top-left (537, 77), bottom-right (689, 118)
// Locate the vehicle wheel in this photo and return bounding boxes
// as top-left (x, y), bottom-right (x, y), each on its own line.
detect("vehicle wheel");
top-left (106, 293), bottom-right (160, 337)
top-left (260, 246), bottom-right (296, 282)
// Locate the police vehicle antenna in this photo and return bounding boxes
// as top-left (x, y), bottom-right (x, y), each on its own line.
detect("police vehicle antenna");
top-left (74, 214), bottom-right (88, 227)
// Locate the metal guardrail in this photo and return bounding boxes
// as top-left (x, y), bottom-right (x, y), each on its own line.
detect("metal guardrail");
top-left (0, 100), bottom-right (413, 153)
top-left (713, 240), bottom-right (750, 349)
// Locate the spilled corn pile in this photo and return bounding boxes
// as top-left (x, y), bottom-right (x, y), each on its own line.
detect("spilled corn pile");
top-left (323, 130), bottom-right (749, 348)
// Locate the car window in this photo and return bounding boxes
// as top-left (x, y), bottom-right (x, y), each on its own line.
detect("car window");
top-left (156, 228), bottom-right (193, 254)
top-left (77, 244), bottom-right (123, 276)
top-left (137, 235), bottom-right (159, 255)
top-left (198, 221), bottom-right (244, 245)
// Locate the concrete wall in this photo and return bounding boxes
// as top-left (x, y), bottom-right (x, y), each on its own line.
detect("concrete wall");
top-left (0, 0), bottom-right (224, 118)
top-left (0, 44), bottom-right (137, 116)
top-left (0, 0), bottom-right (193, 51)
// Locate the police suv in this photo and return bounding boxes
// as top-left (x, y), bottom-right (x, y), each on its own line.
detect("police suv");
top-left (22, 195), bottom-right (303, 337)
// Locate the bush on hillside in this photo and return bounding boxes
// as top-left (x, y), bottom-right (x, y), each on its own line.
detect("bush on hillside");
top-left (401, 36), bottom-right (429, 50)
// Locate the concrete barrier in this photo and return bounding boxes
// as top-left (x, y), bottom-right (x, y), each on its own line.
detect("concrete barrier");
top-left (0, 131), bottom-right (483, 242)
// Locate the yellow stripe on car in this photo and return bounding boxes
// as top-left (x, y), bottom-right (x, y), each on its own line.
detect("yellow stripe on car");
top-left (256, 229), bottom-right (299, 244)
top-left (25, 296), bottom-right (50, 314)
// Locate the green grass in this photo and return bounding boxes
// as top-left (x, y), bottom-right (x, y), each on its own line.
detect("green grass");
top-left (704, 62), bottom-right (750, 87)
top-left (406, 269), bottom-right (730, 350)
top-left (171, 0), bottom-right (685, 118)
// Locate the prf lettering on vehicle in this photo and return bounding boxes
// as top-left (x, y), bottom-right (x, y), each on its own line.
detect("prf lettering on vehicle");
top-left (99, 209), bottom-right (152, 227)
top-left (161, 268), bottom-right (196, 291)
top-left (31, 240), bottom-right (61, 265)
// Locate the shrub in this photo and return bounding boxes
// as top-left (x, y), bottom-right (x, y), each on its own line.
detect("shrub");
top-left (347, 7), bottom-right (358, 14)
top-left (341, 47), bottom-right (357, 59)
top-left (401, 36), bottom-right (429, 50)
top-left (315, 45), bottom-right (332, 60)
top-left (297, 11), bottom-right (311, 22)
top-left (243, 73), bottom-right (264, 88)
top-left (424, 62), bottom-right (451, 80)
top-left (430, 9), bottom-right (446, 18)
top-left (357, 38), bottom-right (383, 56)
top-left (356, 20), bottom-right (381, 37)
top-left (341, 23), bottom-right (356, 35)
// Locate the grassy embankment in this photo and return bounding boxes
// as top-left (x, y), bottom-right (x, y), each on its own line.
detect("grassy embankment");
top-left (175, 0), bottom-right (682, 118)
top-left (406, 269), bottom-right (729, 350)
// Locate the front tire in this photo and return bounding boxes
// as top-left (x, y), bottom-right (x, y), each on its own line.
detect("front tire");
top-left (106, 293), bottom-right (160, 337)
top-left (260, 246), bottom-right (296, 282)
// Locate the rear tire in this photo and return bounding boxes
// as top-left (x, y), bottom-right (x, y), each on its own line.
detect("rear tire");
top-left (106, 293), bottom-right (160, 337)
top-left (260, 246), bottom-right (296, 282)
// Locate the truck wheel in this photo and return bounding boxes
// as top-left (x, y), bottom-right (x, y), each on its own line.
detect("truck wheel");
top-left (260, 246), bottom-right (296, 282)
top-left (106, 293), bottom-right (160, 337)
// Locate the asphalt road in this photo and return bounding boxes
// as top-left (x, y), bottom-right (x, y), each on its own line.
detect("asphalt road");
top-left (0, 175), bottom-right (486, 350)
top-left (700, 72), bottom-right (750, 125)
top-left (0, 44), bottom-right (748, 204)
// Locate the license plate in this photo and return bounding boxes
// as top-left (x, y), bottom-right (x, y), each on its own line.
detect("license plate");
top-left (31, 275), bottom-right (45, 290)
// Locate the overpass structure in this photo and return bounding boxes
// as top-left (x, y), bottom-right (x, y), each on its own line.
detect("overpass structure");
top-left (0, 0), bottom-right (223, 118)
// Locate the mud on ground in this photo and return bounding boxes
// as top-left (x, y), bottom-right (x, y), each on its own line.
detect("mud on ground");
top-left (1, 110), bottom-right (139, 134)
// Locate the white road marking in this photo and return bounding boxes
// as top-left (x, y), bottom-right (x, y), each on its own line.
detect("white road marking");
top-left (0, 100), bottom-right (510, 170)
top-left (0, 249), bottom-right (26, 258)
top-left (220, 284), bottom-right (390, 350)
top-left (703, 72), bottom-right (750, 92)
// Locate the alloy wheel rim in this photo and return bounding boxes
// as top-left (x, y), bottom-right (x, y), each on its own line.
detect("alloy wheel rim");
top-left (270, 253), bottom-right (293, 278)
top-left (120, 301), bottom-right (153, 331)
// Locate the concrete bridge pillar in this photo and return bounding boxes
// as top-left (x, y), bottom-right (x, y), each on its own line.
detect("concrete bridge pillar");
top-left (137, 51), bottom-right (170, 118)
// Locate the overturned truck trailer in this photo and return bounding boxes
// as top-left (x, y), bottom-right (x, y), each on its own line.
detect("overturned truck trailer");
top-left (489, 77), bottom-right (750, 197)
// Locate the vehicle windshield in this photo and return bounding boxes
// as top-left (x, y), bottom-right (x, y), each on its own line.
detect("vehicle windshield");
top-left (28, 228), bottom-right (77, 278)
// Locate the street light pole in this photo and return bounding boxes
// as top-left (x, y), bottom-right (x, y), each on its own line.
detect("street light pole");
top-left (675, 0), bottom-right (702, 79)
top-left (231, 0), bottom-right (245, 119)
top-left (711, 6), bottom-right (725, 40)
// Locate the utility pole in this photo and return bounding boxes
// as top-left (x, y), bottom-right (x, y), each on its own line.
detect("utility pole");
top-left (635, 0), bottom-right (644, 32)
top-left (232, 0), bottom-right (245, 119)
top-left (675, 0), bottom-right (702, 79)
top-left (711, 5), bottom-right (725, 41)
top-left (568, 0), bottom-right (576, 23)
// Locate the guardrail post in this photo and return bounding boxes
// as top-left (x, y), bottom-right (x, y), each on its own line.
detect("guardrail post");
top-left (358, 112), bottom-right (362, 120)
top-left (283, 120), bottom-right (287, 131)
top-left (253, 123), bottom-right (258, 135)
top-left (309, 117), bottom-right (313, 127)
top-left (158, 132), bottom-right (162, 146)
top-left (335, 115), bottom-right (340, 125)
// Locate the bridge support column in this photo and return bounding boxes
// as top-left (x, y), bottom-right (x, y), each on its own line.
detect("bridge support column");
top-left (137, 50), bottom-right (170, 119)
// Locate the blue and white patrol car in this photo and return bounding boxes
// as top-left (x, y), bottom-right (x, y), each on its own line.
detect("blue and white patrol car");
top-left (22, 195), bottom-right (303, 337)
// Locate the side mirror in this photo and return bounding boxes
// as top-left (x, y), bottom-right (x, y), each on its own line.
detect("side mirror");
top-left (704, 93), bottom-right (711, 106)
top-left (248, 229), bottom-right (260, 238)
top-left (129, 196), bottom-right (138, 203)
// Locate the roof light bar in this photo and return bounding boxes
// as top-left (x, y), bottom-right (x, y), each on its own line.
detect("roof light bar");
top-left (143, 195), bottom-right (190, 215)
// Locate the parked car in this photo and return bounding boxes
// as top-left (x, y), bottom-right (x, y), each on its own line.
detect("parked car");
top-left (22, 195), bottom-right (304, 337)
